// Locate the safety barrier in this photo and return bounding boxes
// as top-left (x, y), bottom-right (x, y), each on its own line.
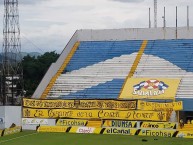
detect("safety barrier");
top-left (69, 127), bottom-right (100, 134)
top-left (102, 120), bottom-right (177, 129)
top-left (0, 130), bottom-right (2, 137)
top-left (22, 118), bottom-right (48, 125)
top-left (23, 118), bottom-right (178, 130)
top-left (36, 126), bottom-right (193, 138)
top-left (140, 121), bottom-right (177, 129)
top-left (2, 126), bottom-right (22, 136)
top-left (103, 120), bottom-right (137, 128)
top-left (37, 126), bottom-right (68, 132)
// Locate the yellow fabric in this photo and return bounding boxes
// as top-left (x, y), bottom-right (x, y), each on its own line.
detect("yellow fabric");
top-left (23, 108), bottom-right (167, 121)
top-left (119, 78), bottom-right (180, 99)
top-left (23, 98), bottom-right (136, 110)
top-left (138, 100), bottom-right (183, 111)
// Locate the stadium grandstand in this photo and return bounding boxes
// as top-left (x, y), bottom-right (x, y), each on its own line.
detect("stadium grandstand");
top-left (21, 27), bottom-right (193, 138)
top-left (2, 0), bottom-right (193, 141)
top-left (33, 27), bottom-right (193, 107)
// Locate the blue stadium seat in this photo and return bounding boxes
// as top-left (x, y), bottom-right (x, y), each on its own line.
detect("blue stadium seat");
top-left (47, 39), bottom-right (193, 100)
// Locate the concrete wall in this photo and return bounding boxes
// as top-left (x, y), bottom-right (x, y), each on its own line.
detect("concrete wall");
top-left (77, 27), bottom-right (193, 41)
top-left (0, 106), bottom-right (21, 129)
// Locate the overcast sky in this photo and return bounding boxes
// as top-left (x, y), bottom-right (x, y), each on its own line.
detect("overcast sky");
top-left (0, 0), bottom-right (193, 53)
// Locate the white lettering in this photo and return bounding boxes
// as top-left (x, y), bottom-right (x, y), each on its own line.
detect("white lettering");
top-left (133, 89), bottom-right (165, 96)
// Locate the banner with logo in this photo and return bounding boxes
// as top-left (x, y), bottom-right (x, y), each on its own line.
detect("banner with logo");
top-left (138, 100), bottom-right (183, 111)
top-left (103, 120), bottom-right (137, 128)
top-left (37, 126), bottom-right (68, 132)
top-left (3, 126), bottom-right (22, 136)
top-left (23, 98), bottom-right (136, 110)
top-left (137, 129), bottom-right (176, 137)
top-left (101, 128), bottom-right (138, 135)
top-left (119, 78), bottom-right (180, 99)
top-left (22, 118), bottom-right (48, 125)
top-left (56, 119), bottom-right (87, 126)
top-left (23, 108), bottom-right (167, 121)
top-left (75, 127), bottom-right (96, 134)
top-left (140, 122), bottom-right (177, 129)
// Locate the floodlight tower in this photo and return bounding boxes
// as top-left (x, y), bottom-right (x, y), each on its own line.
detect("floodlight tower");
top-left (154, 0), bottom-right (157, 28)
top-left (1, 0), bottom-right (23, 105)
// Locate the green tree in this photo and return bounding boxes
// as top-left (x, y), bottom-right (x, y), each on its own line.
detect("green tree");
top-left (22, 51), bottom-right (59, 97)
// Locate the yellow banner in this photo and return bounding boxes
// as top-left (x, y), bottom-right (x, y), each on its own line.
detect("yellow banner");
top-left (102, 128), bottom-right (138, 135)
top-left (37, 126), bottom-right (68, 132)
top-left (138, 100), bottom-right (183, 111)
top-left (3, 126), bottom-right (22, 136)
top-left (0, 130), bottom-right (2, 137)
top-left (23, 108), bottom-right (167, 121)
top-left (138, 129), bottom-right (176, 137)
top-left (103, 120), bottom-right (137, 128)
top-left (23, 98), bottom-right (136, 110)
top-left (140, 122), bottom-right (177, 129)
top-left (56, 119), bottom-right (87, 126)
top-left (119, 78), bottom-right (180, 99)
